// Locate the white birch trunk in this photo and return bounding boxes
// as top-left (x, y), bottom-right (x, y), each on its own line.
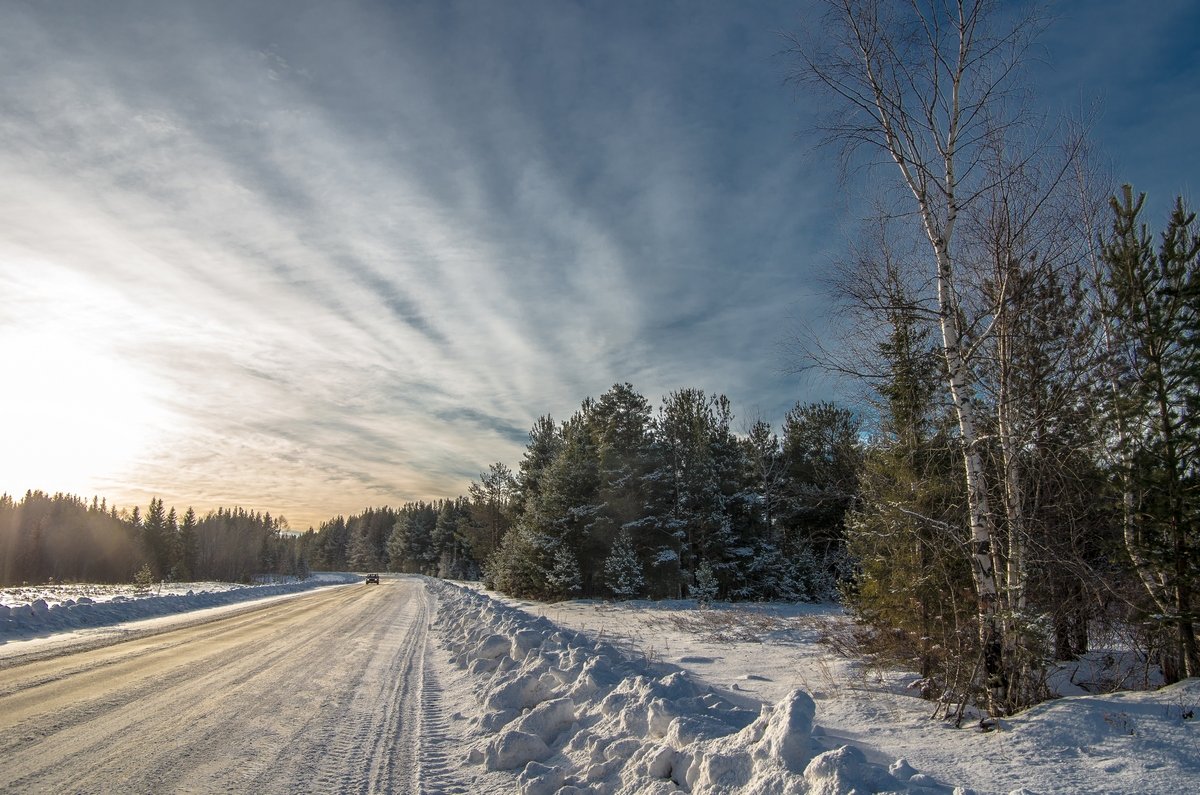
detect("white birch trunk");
top-left (857, 0), bottom-right (1004, 710)
top-left (928, 238), bottom-right (999, 614)
top-left (816, 0), bottom-right (1012, 713)
top-left (996, 314), bottom-right (1026, 615)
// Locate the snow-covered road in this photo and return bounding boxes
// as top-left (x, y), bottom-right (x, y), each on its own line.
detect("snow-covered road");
top-left (0, 576), bottom-right (471, 794)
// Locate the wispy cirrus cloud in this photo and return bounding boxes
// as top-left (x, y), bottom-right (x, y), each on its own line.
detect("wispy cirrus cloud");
top-left (2, 0), bottom-right (831, 526)
top-left (6, 0), bottom-right (1185, 528)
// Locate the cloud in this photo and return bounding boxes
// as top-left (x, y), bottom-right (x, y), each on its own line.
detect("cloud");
top-left (0, 0), bottom-right (851, 526)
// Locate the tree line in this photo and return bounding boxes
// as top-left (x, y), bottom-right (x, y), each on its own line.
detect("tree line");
top-left (477, 386), bottom-right (859, 603)
top-left (300, 387), bottom-right (862, 607)
top-left (302, 501), bottom-right (476, 581)
top-left (0, 491), bottom-right (307, 585)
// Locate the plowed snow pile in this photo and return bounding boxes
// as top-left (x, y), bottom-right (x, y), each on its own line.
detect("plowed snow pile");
top-left (0, 573), bottom-right (357, 640)
top-left (467, 589), bottom-right (1200, 795)
top-left (431, 580), bottom-right (947, 794)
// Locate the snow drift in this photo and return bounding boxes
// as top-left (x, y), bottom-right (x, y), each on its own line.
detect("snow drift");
top-left (0, 573), bottom-right (357, 640)
top-left (431, 580), bottom-right (951, 794)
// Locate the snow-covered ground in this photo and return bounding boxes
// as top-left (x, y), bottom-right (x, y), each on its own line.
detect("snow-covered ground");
top-left (3, 575), bottom-right (1197, 793)
top-left (434, 583), bottom-right (1200, 794)
top-left (0, 572), bottom-right (358, 643)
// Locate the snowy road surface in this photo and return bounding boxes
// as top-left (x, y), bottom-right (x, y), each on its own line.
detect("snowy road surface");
top-left (0, 577), bottom-right (454, 794)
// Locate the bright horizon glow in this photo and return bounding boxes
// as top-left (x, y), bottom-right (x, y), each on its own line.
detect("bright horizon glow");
top-left (0, 0), bottom-right (1195, 529)
top-left (0, 324), bottom-right (172, 502)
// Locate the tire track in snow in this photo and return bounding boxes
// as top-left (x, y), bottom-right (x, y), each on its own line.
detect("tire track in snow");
top-left (0, 576), bottom-right (443, 794)
top-left (416, 665), bottom-right (477, 795)
top-left (414, 587), bottom-right (473, 795)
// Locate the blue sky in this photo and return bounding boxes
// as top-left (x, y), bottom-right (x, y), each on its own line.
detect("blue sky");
top-left (0, 0), bottom-right (1196, 529)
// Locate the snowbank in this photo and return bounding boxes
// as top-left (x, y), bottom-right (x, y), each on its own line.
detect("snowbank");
top-left (431, 580), bottom-right (952, 794)
top-left (0, 573), bottom-right (358, 641)
top-left (483, 594), bottom-right (1200, 795)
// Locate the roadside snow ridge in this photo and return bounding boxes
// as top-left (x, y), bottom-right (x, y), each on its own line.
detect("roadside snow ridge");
top-left (431, 581), bottom-right (960, 795)
top-left (0, 575), bottom-right (357, 640)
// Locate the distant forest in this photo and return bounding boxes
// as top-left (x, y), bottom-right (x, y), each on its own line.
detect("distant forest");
top-left (0, 384), bottom-right (857, 602)
top-left (0, 492), bottom-right (304, 585)
top-left (316, 385), bottom-right (861, 604)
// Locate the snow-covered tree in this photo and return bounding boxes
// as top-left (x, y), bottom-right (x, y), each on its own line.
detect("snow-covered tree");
top-left (604, 530), bottom-right (645, 600)
top-left (546, 543), bottom-right (583, 599)
top-left (693, 560), bottom-right (719, 606)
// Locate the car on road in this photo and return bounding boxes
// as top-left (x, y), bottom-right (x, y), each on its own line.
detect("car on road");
top-left (364, 573), bottom-right (380, 584)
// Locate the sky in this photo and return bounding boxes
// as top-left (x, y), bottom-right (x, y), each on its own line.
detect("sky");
top-left (1, 0), bottom-right (1196, 530)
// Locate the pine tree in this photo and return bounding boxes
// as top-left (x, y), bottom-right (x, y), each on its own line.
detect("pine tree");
top-left (743, 419), bottom-right (785, 546)
top-left (468, 463), bottom-right (516, 561)
top-left (1098, 187), bottom-right (1200, 681)
top-left (780, 402), bottom-right (861, 564)
top-left (655, 388), bottom-right (743, 596)
top-left (590, 384), bottom-right (659, 589)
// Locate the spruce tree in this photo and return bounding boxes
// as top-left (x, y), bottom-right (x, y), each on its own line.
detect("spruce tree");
top-left (603, 529), bottom-right (645, 599)
top-left (142, 498), bottom-right (168, 578)
top-left (527, 405), bottom-right (601, 592)
top-left (546, 543), bottom-right (583, 599)
top-left (178, 507), bottom-right (198, 581)
top-left (693, 560), bottom-right (719, 606)
top-left (843, 291), bottom-right (970, 687)
top-left (384, 520), bottom-right (408, 573)
top-left (514, 415), bottom-right (564, 519)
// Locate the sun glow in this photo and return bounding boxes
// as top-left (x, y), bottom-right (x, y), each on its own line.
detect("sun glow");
top-left (0, 324), bottom-right (170, 499)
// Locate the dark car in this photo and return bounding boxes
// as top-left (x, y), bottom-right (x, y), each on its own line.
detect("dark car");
top-left (364, 573), bottom-right (380, 584)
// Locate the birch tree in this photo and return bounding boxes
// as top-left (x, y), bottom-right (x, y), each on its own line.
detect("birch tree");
top-left (788, 0), bottom-right (1045, 713)
top-left (966, 128), bottom-right (1098, 696)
